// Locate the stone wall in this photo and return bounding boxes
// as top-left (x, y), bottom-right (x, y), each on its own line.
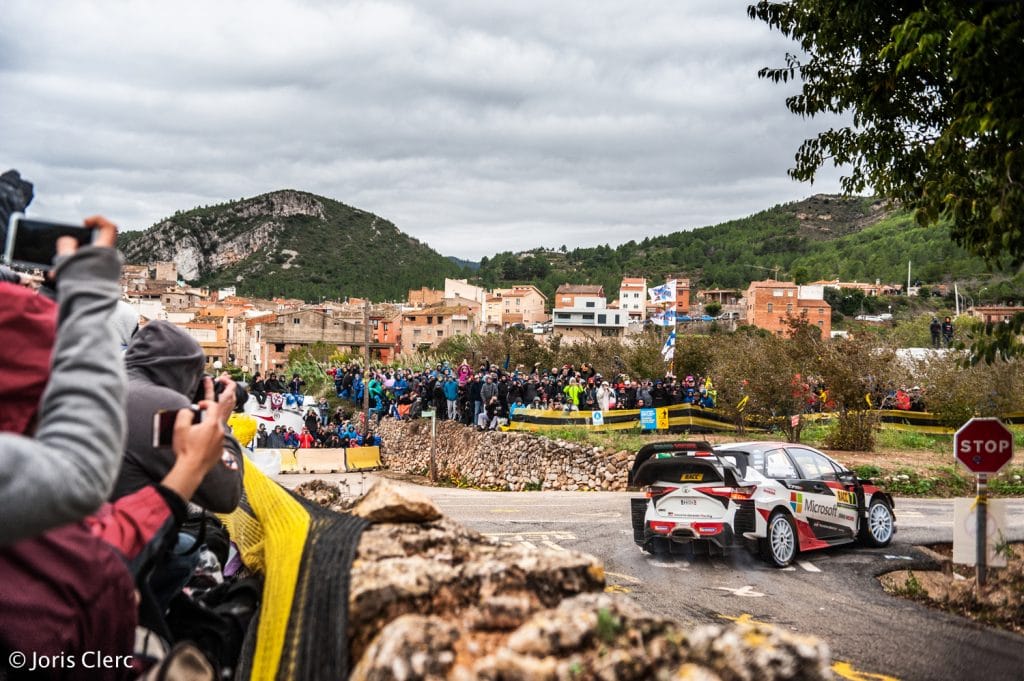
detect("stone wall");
top-left (375, 419), bottom-right (632, 491)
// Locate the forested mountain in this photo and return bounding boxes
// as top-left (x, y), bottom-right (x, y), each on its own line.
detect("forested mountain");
top-left (118, 190), bottom-right (461, 301)
top-left (472, 194), bottom-right (993, 300)
top-left (118, 191), bottom-right (1005, 304)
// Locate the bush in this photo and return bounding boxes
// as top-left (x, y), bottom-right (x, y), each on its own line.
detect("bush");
top-left (824, 410), bottom-right (879, 451)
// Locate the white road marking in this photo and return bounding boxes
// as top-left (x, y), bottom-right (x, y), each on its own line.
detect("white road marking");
top-left (649, 560), bottom-right (691, 570)
top-left (884, 554), bottom-right (913, 561)
top-left (520, 541), bottom-right (538, 550)
top-left (483, 531), bottom-right (577, 541)
top-left (797, 560), bottom-right (822, 573)
top-left (542, 540), bottom-right (566, 552)
top-left (714, 585), bottom-right (765, 597)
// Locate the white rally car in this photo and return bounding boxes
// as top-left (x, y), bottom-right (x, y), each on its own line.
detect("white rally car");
top-left (628, 441), bottom-right (896, 567)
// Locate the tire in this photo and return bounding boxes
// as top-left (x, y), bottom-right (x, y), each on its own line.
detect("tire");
top-left (860, 497), bottom-right (894, 547)
top-left (760, 511), bottom-right (798, 567)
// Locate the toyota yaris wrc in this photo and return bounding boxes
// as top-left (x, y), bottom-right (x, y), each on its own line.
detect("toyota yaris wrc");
top-left (628, 441), bottom-right (896, 567)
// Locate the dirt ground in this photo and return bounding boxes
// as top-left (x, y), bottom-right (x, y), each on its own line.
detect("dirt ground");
top-left (880, 543), bottom-right (1024, 634)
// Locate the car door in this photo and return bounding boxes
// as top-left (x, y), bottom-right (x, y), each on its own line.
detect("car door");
top-left (785, 447), bottom-right (854, 541)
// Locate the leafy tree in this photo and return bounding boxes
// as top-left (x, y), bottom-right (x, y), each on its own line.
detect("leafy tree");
top-left (704, 302), bottom-right (723, 318)
top-left (749, 1), bottom-right (1024, 266)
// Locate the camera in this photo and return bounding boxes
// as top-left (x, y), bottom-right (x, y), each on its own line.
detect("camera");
top-left (153, 407), bottom-right (203, 448)
top-left (3, 213), bottom-right (95, 269)
top-left (194, 374), bottom-right (249, 410)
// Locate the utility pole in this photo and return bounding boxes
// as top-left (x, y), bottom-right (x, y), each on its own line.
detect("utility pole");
top-left (362, 299), bottom-right (371, 440)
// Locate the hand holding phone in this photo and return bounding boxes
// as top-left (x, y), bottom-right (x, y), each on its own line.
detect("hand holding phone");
top-left (154, 407), bottom-right (203, 448)
top-left (3, 213), bottom-right (117, 269)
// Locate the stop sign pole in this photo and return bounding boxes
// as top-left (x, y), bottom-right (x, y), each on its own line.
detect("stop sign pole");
top-left (954, 417), bottom-right (1015, 590)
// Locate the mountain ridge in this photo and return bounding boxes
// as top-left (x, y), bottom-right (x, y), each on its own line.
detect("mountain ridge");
top-left (120, 190), bottom-right (993, 303)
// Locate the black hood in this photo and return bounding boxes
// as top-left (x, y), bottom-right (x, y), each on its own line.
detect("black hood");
top-left (125, 320), bottom-right (206, 398)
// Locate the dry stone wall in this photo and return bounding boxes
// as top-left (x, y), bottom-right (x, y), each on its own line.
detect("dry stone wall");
top-left (375, 419), bottom-right (633, 491)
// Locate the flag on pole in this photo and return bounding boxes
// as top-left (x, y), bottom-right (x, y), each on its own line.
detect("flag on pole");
top-left (660, 330), bottom-right (676, 362)
top-left (648, 279), bottom-right (677, 304)
top-left (650, 309), bottom-right (676, 327)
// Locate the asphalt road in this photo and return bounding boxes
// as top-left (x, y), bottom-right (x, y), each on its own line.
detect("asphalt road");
top-left (280, 475), bottom-right (1024, 681)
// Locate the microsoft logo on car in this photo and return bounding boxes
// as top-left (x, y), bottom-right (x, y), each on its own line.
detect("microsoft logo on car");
top-left (789, 492), bottom-right (803, 514)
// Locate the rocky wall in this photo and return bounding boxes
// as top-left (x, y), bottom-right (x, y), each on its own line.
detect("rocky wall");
top-left (374, 419), bottom-right (633, 491)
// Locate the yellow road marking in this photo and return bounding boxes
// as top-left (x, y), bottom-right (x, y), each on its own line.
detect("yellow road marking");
top-left (604, 571), bottom-right (642, 585)
top-left (717, 613), bottom-right (770, 626)
top-left (489, 508), bottom-right (520, 513)
top-left (604, 585), bottom-right (632, 593)
top-left (832, 661), bottom-right (900, 681)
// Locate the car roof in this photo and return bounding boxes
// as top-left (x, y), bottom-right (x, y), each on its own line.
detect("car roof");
top-left (715, 441), bottom-right (846, 471)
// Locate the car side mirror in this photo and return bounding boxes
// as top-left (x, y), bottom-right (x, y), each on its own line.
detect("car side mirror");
top-left (837, 470), bottom-right (858, 485)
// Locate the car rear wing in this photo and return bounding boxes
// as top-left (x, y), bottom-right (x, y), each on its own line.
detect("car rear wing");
top-left (631, 453), bottom-right (746, 488)
top-left (628, 441), bottom-right (716, 486)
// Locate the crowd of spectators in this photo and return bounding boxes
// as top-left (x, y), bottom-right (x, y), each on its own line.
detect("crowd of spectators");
top-left (324, 360), bottom-right (718, 431)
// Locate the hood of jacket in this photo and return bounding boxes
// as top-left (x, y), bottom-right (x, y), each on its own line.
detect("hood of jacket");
top-left (124, 320), bottom-right (205, 398)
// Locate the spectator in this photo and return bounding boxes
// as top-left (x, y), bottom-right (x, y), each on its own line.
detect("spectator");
top-left (298, 427), bottom-right (315, 448)
top-left (251, 371), bottom-right (268, 406)
top-left (0, 215), bottom-right (126, 543)
top-left (942, 316), bottom-right (954, 347)
top-left (256, 423), bottom-right (269, 448)
top-left (929, 317), bottom-right (942, 349)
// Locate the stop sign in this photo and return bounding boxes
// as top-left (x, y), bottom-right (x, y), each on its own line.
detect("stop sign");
top-left (955, 418), bottom-right (1014, 474)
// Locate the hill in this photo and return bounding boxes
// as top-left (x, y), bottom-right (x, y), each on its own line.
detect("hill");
top-left (473, 194), bottom-right (992, 299)
top-left (118, 190), bottom-right (462, 301)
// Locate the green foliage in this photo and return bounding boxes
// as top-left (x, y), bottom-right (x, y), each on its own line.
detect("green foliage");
top-left (852, 464), bottom-right (883, 480)
top-left (704, 302), bottom-right (722, 317)
top-left (121, 190), bottom-right (461, 302)
top-left (824, 410), bottom-right (878, 452)
top-left (595, 608), bottom-right (623, 644)
top-left (876, 429), bottom-right (946, 453)
top-left (750, 1), bottom-right (1024, 268)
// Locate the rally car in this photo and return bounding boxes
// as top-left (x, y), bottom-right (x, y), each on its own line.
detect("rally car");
top-left (628, 441), bottom-right (895, 567)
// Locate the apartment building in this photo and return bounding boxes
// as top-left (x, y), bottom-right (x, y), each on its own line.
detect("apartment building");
top-left (617, 277), bottom-right (647, 322)
top-left (403, 304), bottom-right (477, 350)
top-left (744, 280), bottom-right (832, 337)
top-left (495, 284), bottom-right (548, 326)
top-left (552, 284), bottom-right (627, 343)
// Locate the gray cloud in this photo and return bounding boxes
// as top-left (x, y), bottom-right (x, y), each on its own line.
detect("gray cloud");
top-left (0, 0), bottom-right (850, 259)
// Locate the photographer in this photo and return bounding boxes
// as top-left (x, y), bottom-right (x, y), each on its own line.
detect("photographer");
top-left (0, 208), bottom-right (128, 544)
top-left (113, 320), bottom-right (244, 512)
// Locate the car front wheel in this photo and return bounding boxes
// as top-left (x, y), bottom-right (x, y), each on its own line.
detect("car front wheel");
top-left (860, 498), bottom-right (894, 547)
top-left (761, 511), bottom-right (798, 567)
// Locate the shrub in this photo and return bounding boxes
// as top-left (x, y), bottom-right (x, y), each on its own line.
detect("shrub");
top-left (824, 410), bottom-right (879, 451)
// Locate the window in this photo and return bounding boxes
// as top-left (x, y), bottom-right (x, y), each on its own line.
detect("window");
top-left (598, 314), bottom-right (607, 324)
top-left (762, 449), bottom-right (798, 479)
top-left (581, 313), bottom-right (594, 320)
top-left (773, 290), bottom-right (784, 297)
top-left (615, 315), bottom-right (620, 324)
top-left (767, 303), bottom-right (774, 313)
top-left (274, 343), bottom-right (285, 352)
top-left (556, 312), bottom-right (570, 320)
top-left (293, 318), bottom-right (300, 324)
top-left (601, 328), bottom-right (619, 337)
top-left (516, 299), bottom-right (520, 306)
top-left (786, 304), bottom-right (793, 313)
top-left (585, 301), bottom-right (595, 308)
top-left (787, 447), bottom-right (837, 481)
top-left (437, 330), bottom-right (443, 337)
top-left (818, 307), bottom-right (825, 315)
top-left (372, 319), bottom-right (379, 329)
top-left (427, 316), bottom-right (433, 324)
top-left (818, 320), bottom-right (824, 328)
top-left (413, 329), bottom-right (421, 336)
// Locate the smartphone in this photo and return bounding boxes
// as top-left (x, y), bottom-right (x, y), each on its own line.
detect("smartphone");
top-left (153, 407), bottom-right (203, 448)
top-left (3, 212), bottom-right (95, 269)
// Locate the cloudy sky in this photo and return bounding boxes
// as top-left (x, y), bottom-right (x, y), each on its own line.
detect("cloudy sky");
top-left (1, 1), bottom-right (848, 259)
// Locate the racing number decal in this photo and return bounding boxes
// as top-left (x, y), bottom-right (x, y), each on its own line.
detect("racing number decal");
top-left (680, 473), bottom-right (703, 481)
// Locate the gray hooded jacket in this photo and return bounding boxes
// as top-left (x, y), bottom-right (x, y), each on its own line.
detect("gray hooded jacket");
top-left (112, 320), bottom-right (243, 512)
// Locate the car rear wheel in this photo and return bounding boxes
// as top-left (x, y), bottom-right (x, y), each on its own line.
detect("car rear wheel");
top-left (760, 511), bottom-right (798, 567)
top-left (860, 498), bottom-right (894, 547)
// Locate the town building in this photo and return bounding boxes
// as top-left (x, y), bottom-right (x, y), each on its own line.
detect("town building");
top-left (552, 284), bottom-right (627, 343)
top-left (617, 278), bottom-right (647, 322)
top-left (967, 305), bottom-right (1024, 325)
top-left (493, 285), bottom-right (548, 327)
top-left (402, 304), bottom-right (477, 350)
top-left (408, 286), bottom-right (444, 307)
top-left (743, 280), bottom-right (832, 337)
top-left (247, 308), bottom-right (395, 371)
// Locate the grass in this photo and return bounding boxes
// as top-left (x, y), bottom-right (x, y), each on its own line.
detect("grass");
top-left (876, 429), bottom-right (949, 452)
